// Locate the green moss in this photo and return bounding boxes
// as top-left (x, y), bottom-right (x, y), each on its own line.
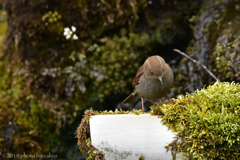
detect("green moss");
top-left (0, 10), bottom-right (7, 44)
top-left (75, 109), bottom-right (99, 155)
top-left (138, 154), bottom-right (145, 160)
top-left (151, 82), bottom-right (240, 159)
top-left (0, 54), bottom-right (57, 155)
top-left (42, 11), bottom-right (61, 23)
top-left (77, 82), bottom-right (240, 159)
top-left (0, 22), bottom-right (7, 35)
top-left (86, 33), bottom-right (148, 101)
top-left (86, 138), bottom-right (105, 160)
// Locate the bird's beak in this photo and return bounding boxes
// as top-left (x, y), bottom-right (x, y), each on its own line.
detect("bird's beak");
top-left (158, 76), bottom-right (163, 85)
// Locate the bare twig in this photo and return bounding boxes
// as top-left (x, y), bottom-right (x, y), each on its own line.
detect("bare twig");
top-left (173, 49), bottom-right (220, 82)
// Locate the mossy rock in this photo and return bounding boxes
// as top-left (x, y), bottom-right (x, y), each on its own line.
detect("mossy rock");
top-left (77, 82), bottom-right (240, 159)
top-left (151, 82), bottom-right (240, 159)
top-left (175, 0), bottom-right (240, 94)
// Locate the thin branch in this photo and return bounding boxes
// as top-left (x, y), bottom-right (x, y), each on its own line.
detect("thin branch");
top-left (173, 49), bottom-right (220, 82)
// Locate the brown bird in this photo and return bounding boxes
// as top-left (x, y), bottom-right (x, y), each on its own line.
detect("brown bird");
top-left (122, 55), bottom-right (174, 111)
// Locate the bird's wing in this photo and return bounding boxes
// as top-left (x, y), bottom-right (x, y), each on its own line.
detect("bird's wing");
top-left (132, 65), bottom-right (143, 87)
top-left (122, 65), bottom-right (143, 104)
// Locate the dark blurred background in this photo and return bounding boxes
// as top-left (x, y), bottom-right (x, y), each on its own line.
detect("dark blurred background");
top-left (0, 0), bottom-right (240, 159)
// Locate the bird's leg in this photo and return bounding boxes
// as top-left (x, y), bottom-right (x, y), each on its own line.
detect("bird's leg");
top-left (141, 98), bottom-right (144, 111)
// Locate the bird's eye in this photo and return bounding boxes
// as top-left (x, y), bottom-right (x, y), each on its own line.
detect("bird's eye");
top-left (149, 70), bottom-right (154, 75)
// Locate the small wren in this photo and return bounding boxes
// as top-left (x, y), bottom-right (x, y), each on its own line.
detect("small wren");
top-left (122, 55), bottom-right (174, 111)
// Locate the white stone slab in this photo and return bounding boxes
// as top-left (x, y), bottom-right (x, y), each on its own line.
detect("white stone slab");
top-left (90, 114), bottom-right (182, 160)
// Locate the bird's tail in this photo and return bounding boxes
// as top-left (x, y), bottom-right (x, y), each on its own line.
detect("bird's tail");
top-left (122, 92), bottom-right (138, 104)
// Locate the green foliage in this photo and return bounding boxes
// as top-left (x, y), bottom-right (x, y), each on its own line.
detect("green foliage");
top-left (0, 10), bottom-right (7, 44)
top-left (1, 0), bottom-right (151, 156)
top-left (1, 0), bottom-right (203, 158)
top-left (42, 11), bottom-right (62, 23)
top-left (85, 32), bottom-right (150, 101)
top-left (2, 0), bottom-right (156, 108)
top-left (151, 82), bottom-right (240, 159)
top-left (0, 21), bottom-right (6, 35)
top-left (0, 52), bottom-right (57, 155)
top-left (2, 0), bottom-right (202, 107)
